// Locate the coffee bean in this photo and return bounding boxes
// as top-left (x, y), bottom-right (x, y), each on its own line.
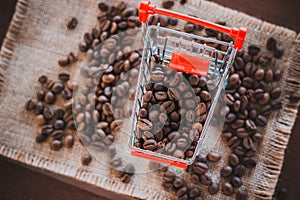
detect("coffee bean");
top-left (243, 137), bottom-right (254, 149)
top-left (189, 187), bottom-right (201, 198)
top-left (228, 74), bottom-right (240, 86)
top-left (107, 145), bottom-right (116, 158)
top-left (231, 176), bottom-right (242, 188)
top-left (201, 173), bottom-right (212, 185)
top-left (254, 69), bottom-right (265, 81)
top-left (41, 124), bottom-right (54, 135)
top-left (177, 138), bottom-right (188, 149)
top-left (192, 162), bottom-right (208, 175)
top-left (25, 99), bottom-right (36, 111)
top-left (274, 69), bottom-right (282, 81)
top-left (98, 2), bottom-right (108, 12)
top-left (50, 140), bottom-right (62, 151)
top-left (184, 23), bottom-right (195, 33)
top-left (222, 183), bottom-right (234, 196)
top-left (255, 115), bottom-right (267, 127)
top-left (143, 139), bottom-right (157, 151)
top-left (242, 157), bottom-right (257, 168)
top-left (43, 106), bottom-right (55, 120)
top-left (289, 92), bottom-right (300, 103)
top-left (81, 154), bottom-right (92, 165)
top-left (221, 165), bottom-right (232, 177)
top-left (208, 182), bottom-right (219, 195)
top-left (225, 113), bottom-right (236, 123)
top-left (45, 91), bottom-right (55, 104)
top-left (36, 133), bottom-right (48, 143)
top-left (265, 69), bottom-right (274, 82)
top-left (64, 135), bottom-right (74, 147)
top-left (169, 18), bottom-right (178, 26)
top-left (58, 58), bottom-right (70, 67)
top-left (245, 119), bottom-right (257, 131)
top-left (38, 75), bottom-right (48, 85)
top-left (248, 44), bottom-right (260, 56)
top-left (163, 171), bottom-right (175, 182)
top-left (67, 17), bottom-right (78, 30)
top-left (138, 118), bottom-right (153, 131)
top-left (236, 190), bottom-right (247, 200)
top-left (162, 0), bottom-right (174, 9)
top-left (173, 177), bottom-right (184, 188)
top-left (79, 42), bottom-right (89, 52)
top-left (54, 120), bottom-right (65, 130)
top-left (271, 87), bottom-right (281, 99)
top-left (110, 157), bottom-right (122, 168)
top-left (229, 153), bottom-right (239, 166)
top-left (266, 37), bottom-right (276, 51)
top-left (234, 164), bottom-right (246, 177)
top-left (245, 62), bottom-right (256, 77)
top-left (207, 152), bottom-right (221, 162)
top-left (161, 101), bottom-right (176, 113)
top-left (274, 45), bottom-right (284, 58)
top-left (36, 115), bottom-right (45, 126)
top-left (200, 91), bottom-right (211, 101)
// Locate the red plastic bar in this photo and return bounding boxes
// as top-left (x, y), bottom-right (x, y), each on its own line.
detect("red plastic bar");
top-left (131, 151), bottom-right (188, 169)
top-left (139, 0), bottom-right (247, 50)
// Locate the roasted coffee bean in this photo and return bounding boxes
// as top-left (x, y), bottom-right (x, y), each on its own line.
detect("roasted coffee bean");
top-left (248, 44), bottom-right (260, 56)
top-left (67, 17), bottom-right (78, 30)
top-left (38, 75), bottom-right (48, 84)
top-left (67, 52), bottom-right (77, 63)
top-left (58, 58), bottom-right (70, 67)
top-left (45, 91), bottom-right (55, 104)
top-left (161, 101), bottom-right (175, 113)
top-left (221, 166), bottom-right (233, 177)
top-left (43, 106), bottom-right (55, 120)
top-left (222, 183), bottom-right (234, 196)
top-left (173, 177), bottom-right (184, 188)
top-left (138, 118), bottom-right (153, 131)
top-left (25, 99), bottom-right (36, 111)
top-left (37, 90), bottom-right (46, 101)
top-left (208, 182), bottom-right (219, 195)
top-left (274, 45), bottom-right (284, 58)
top-left (54, 120), bottom-right (65, 130)
top-left (242, 157), bottom-right (257, 169)
top-left (254, 69), bottom-right (265, 81)
top-left (205, 28), bottom-right (218, 37)
top-left (200, 90), bottom-right (211, 101)
top-left (169, 18), bottom-right (178, 26)
top-left (64, 135), bottom-right (74, 147)
top-left (98, 2), bottom-right (108, 12)
top-left (271, 87), bottom-right (281, 99)
top-left (201, 173), bottom-right (212, 186)
top-left (107, 145), bottom-right (116, 158)
top-left (243, 137), bottom-right (254, 149)
top-left (50, 140), bottom-right (62, 151)
top-left (274, 69), bottom-right (282, 81)
top-left (41, 124), bottom-right (54, 135)
top-left (245, 62), bottom-right (256, 76)
top-left (225, 113), bottom-right (236, 123)
top-left (81, 154), bottom-right (92, 165)
top-left (110, 157), bottom-right (122, 168)
top-left (191, 174), bottom-right (200, 184)
top-left (236, 190), bottom-right (247, 200)
top-left (163, 171), bottom-right (175, 182)
top-left (207, 152), bottom-right (221, 162)
top-left (255, 115), bottom-right (267, 126)
top-left (162, 0), bottom-right (174, 9)
top-left (36, 126), bottom-right (50, 140)
top-left (231, 176), bottom-right (242, 188)
top-left (143, 139), bottom-right (157, 151)
top-left (234, 164), bottom-right (246, 177)
top-left (229, 153), bottom-right (239, 166)
top-left (79, 42), bottom-right (89, 52)
top-left (234, 146), bottom-right (246, 157)
top-left (173, 149), bottom-right (185, 159)
top-left (51, 130), bottom-right (64, 140)
top-left (177, 138), bottom-right (188, 149)
top-left (289, 92), bottom-right (300, 103)
top-left (245, 119), bottom-right (257, 131)
top-left (184, 22), bottom-right (195, 33)
top-left (264, 69), bottom-right (273, 82)
top-left (36, 115), bottom-right (45, 126)
top-left (189, 187), bottom-right (201, 198)
top-left (228, 74), bottom-right (239, 86)
top-left (52, 82), bottom-right (64, 93)
top-left (266, 37), bottom-right (276, 51)
top-left (192, 162), bottom-right (208, 175)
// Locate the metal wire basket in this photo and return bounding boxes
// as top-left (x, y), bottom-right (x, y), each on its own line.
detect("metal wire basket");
top-left (129, 0), bottom-right (247, 168)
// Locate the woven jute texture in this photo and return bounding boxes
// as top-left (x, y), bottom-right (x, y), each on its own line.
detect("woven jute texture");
top-left (0, 0), bottom-right (300, 199)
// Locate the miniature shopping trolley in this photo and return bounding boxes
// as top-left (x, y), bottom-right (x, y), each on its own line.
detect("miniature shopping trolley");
top-left (129, 0), bottom-right (247, 168)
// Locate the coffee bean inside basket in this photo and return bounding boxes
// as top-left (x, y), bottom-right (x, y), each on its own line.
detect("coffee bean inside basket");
top-left (135, 56), bottom-right (211, 160)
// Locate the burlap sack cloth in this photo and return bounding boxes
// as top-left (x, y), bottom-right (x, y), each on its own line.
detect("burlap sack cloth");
top-left (0, 0), bottom-right (300, 199)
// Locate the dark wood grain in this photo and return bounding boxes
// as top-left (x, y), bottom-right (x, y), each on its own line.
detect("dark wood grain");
top-left (0, 0), bottom-right (299, 199)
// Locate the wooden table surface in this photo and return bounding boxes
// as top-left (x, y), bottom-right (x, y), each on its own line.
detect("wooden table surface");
top-left (0, 0), bottom-right (299, 200)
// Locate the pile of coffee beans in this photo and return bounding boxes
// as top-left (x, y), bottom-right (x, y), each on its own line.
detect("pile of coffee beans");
top-left (134, 55), bottom-right (211, 160)
top-left (25, 71), bottom-right (77, 151)
top-left (163, 170), bottom-right (204, 200)
top-left (186, 153), bottom-right (221, 195)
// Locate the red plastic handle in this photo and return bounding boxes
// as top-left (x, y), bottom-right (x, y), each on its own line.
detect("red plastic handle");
top-left (139, 0), bottom-right (247, 50)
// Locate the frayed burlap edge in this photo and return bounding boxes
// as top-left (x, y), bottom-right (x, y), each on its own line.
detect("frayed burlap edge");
top-left (0, 0), bottom-right (299, 199)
